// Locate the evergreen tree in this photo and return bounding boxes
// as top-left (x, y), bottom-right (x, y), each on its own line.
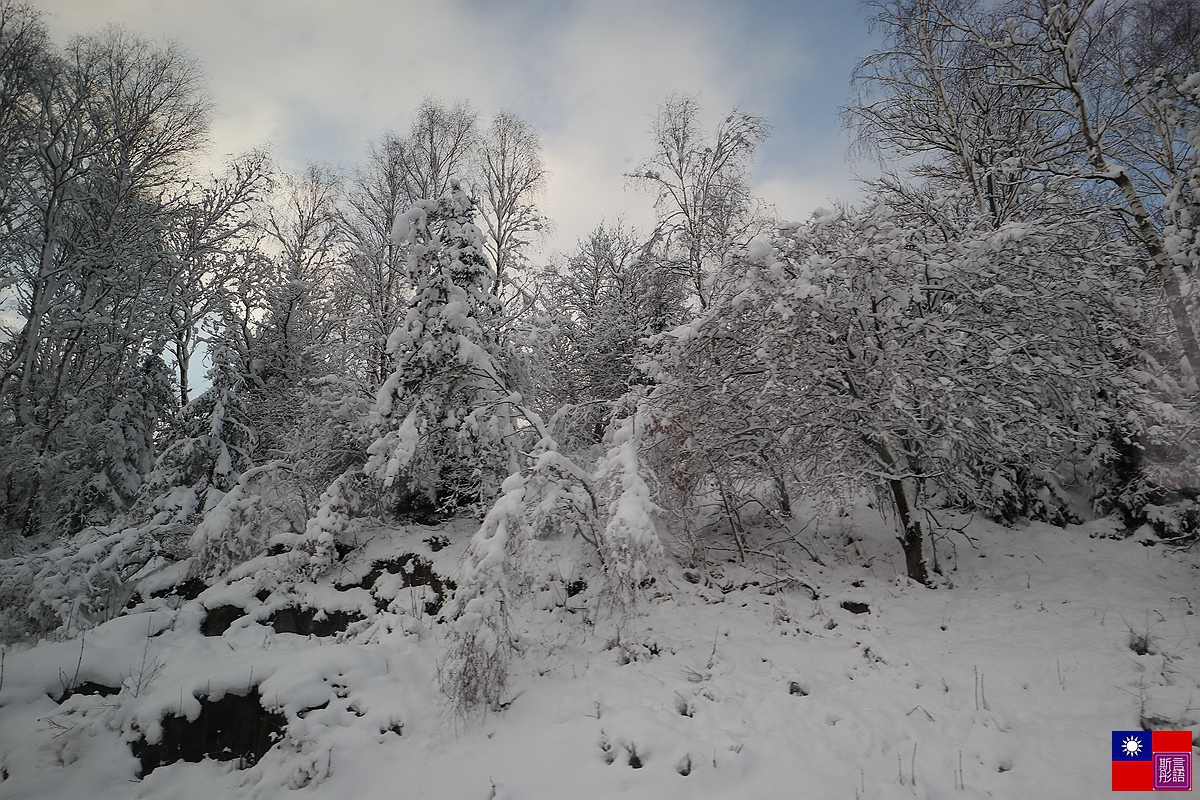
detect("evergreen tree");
top-left (366, 182), bottom-right (517, 516)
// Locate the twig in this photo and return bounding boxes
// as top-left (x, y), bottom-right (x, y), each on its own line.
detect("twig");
top-left (70, 632), bottom-right (85, 692)
top-left (974, 665), bottom-right (988, 710)
top-left (906, 705), bottom-right (934, 721)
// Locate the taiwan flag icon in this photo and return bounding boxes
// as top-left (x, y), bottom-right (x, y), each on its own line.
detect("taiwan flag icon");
top-left (1113, 731), bottom-right (1153, 791)
top-left (1112, 730), bottom-right (1193, 791)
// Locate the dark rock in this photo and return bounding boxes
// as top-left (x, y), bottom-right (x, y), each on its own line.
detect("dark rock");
top-left (56, 681), bottom-right (120, 703)
top-left (266, 606), bottom-right (363, 637)
top-left (353, 554), bottom-right (456, 616)
top-left (201, 605), bottom-right (246, 636)
top-left (132, 691), bottom-right (286, 777)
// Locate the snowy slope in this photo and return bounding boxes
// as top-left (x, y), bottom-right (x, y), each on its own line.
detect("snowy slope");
top-left (0, 513), bottom-right (1196, 800)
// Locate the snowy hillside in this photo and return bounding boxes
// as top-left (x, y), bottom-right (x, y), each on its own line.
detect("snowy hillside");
top-left (1, 512), bottom-right (1195, 800)
top-left (2, 2), bottom-right (1199, 798)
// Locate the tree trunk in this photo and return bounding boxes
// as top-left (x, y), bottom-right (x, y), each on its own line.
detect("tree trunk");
top-left (1052, 30), bottom-right (1200, 387)
top-left (774, 473), bottom-right (793, 519)
top-left (175, 333), bottom-right (190, 408)
top-left (888, 477), bottom-right (929, 586)
top-left (1109, 169), bottom-right (1200, 388)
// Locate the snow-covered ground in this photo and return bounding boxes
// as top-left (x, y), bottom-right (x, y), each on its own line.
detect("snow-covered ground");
top-left (0, 512), bottom-right (1196, 799)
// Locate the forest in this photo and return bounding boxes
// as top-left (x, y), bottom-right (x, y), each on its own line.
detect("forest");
top-left (0, 0), bottom-right (1197, 720)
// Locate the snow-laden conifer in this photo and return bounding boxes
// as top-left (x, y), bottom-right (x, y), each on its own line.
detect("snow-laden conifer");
top-left (366, 182), bottom-right (516, 516)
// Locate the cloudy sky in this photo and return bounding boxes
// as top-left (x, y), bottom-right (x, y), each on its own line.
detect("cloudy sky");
top-left (35, 0), bottom-right (880, 257)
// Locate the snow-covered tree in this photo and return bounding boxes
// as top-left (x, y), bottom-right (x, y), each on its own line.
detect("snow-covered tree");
top-left (136, 333), bottom-right (258, 525)
top-left (990, 0), bottom-right (1200, 384)
top-left (648, 201), bottom-right (1154, 584)
top-left (366, 182), bottom-right (516, 516)
top-left (851, 0), bottom-right (1200, 384)
top-left (537, 222), bottom-right (683, 431)
top-left (0, 25), bottom-right (210, 537)
top-left (844, 0), bottom-right (1200, 544)
top-left (338, 101), bottom-right (547, 390)
top-left (592, 411), bottom-right (664, 610)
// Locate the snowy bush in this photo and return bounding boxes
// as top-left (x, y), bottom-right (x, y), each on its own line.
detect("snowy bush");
top-left (593, 413), bottom-right (664, 612)
top-left (521, 441), bottom-right (600, 544)
top-left (441, 424), bottom-right (599, 709)
top-left (442, 404), bottom-right (670, 709)
top-left (189, 462), bottom-right (301, 581)
top-left (278, 377), bottom-right (374, 514)
top-left (136, 341), bottom-right (257, 527)
top-left (0, 515), bottom-right (196, 641)
top-left (0, 355), bottom-right (176, 539)
top-left (294, 469), bottom-right (374, 581)
top-left (442, 472), bottom-right (527, 710)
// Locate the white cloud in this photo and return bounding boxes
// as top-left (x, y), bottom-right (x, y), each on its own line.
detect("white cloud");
top-left (35, 0), bottom-right (871, 257)
top-left (755, 175), bottom-right (859, 225)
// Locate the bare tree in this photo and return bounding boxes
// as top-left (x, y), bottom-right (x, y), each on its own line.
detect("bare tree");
top-left (260, 163), bottom-right (344, 390)
top-left (339, 135), bottom-right (417, 386)
top-left (398, 96), bottom-right (478, 202)
top-left (477, 111), bottom-right (549, 300)
top-left (164, 150), bottom-right (272, 406)
top-left (0, 1), bottom-right (51, 278)
top-left (847, 0), bottom-right (1067, 224)
top-left (629, 94), bottom-right (768, 311)
top-left (540, 222), bottom-right (674, 406)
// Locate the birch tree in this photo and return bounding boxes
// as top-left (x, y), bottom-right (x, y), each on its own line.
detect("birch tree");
top-left (398, 97), bottom-right (478, 203)
top-left (477, 110), bottom-right (549, 300)
top-left (852, 0), bottom-right (1200, 383)
top-left (629, 94), bottom-right (769, 312)
top-left (339, 135), bottom-right (411, 387)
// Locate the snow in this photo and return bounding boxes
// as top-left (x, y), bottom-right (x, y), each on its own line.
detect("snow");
top-left (0, 512), bottom-right (1196, 799)
top-left (745, 237), bottom-right (773, 264)
top-left (378, 411), bottom-right (420, 490)
top-left (594, 415), bottom-right (664, 607)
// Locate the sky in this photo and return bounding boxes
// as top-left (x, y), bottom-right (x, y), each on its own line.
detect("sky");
top-left (34, 0), bottom-right (880, 258)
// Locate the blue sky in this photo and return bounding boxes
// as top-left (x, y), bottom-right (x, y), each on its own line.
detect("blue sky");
top-left (37, 0), bottom-right (880, 256)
